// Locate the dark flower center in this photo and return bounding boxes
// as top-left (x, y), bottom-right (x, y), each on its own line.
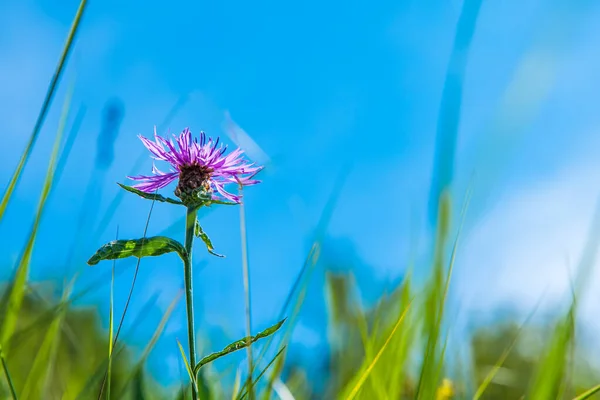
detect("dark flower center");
top-left (174, 164), bottom-right (213, 199)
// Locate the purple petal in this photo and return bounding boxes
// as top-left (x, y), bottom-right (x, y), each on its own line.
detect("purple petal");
top-left (211, 181), bottom-right (240, 203)
top-left (139, 134), bottom-right (170, 162)
top-left (127, 171), bottom-right (178, 193)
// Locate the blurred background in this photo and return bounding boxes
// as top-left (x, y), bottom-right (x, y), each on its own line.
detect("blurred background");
top-left (2, 0), bottom-right (600, 398)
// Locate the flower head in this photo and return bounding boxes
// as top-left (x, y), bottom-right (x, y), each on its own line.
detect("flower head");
top-left (128, 127), bottom-right (262, 204)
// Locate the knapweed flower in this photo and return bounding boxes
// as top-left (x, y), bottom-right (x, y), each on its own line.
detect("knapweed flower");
top-left (128, 127), bottom-right (262, 204)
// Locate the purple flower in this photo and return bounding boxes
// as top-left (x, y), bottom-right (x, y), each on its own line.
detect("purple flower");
top-left (128, 127), bottom-right (262, 203)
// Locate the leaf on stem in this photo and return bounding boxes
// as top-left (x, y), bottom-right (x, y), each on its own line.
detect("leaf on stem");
top-left (193, 319), bottom-right (286, 376)
top-left (87, 236), bottom-right (186, 266)
top-left (118, 183), bottom-right (183, 205)
top-left (195, 220), bottom-right (224, 258)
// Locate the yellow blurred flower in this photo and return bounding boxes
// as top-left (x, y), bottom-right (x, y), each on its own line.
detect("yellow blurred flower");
top-left (436, 378), bottom-right (455, 400)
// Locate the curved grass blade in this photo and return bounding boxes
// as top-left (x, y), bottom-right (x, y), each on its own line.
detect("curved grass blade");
top-left (193, 319), bottom-right (286, 376)
top-left (107, 227), bottom-right (118, 400)
top-left (87, 236), bottom-right (186, 266)
top-left (252, 167), bottom-right (349, 375)
top-left (96, 199), bottom-right (157, 399)
top-left (20, 280), bottom-right (74, 400)
top-left (427, 0), bottom-right (482, 228)
top-left (232, 368), bottom-right (242, 400)
top-left (529, 195), bottom-right (600, 399)
top-left (473, 297), bottom-right (543, 400)
top-left (131, 367), bottom-right (148, 400)
top-left (53, 105), bottom-right (86, 190)
top-left (178, 340), bottom-right (199, 394)
top-left (0, 345), bottom-right (17, 400)
top-left (573, 384), bottom-right (600, 400)
top-left (238, 185), bottom-right (254, 399)
top-left (257, 346), bottom-right (286, 400)
top-left (117, 183), bottom-right (183, 205)
top-left (116, 290), bottom-right (183, 398)
top-left (195, 220), bottom-right (224, 257)
top-left (345, 301), bottom-right (413, 400)
top-left (0, 80), bottom-right (74, 353)
top-left (0, 0), bottom-right (88, 223)
top-left (238, 346), bottom-right (286, 400)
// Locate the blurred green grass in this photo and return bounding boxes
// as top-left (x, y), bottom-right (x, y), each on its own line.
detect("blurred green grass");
top-left (2, 0), bottom-right (600, 399)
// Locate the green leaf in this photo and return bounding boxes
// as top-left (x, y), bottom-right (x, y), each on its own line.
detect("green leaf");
top-left (118, 183), bottom-right (183, 205)
top-left (87, 236), bottom-right (186, 266)
top-left (193, 191), bottom-right (238, 207)
top-left (195, 220), bottom-right (224, 258)
top-left (207, 199), bottom-right (238, 206)
top-left (193, 319), bottom-right (286, 376)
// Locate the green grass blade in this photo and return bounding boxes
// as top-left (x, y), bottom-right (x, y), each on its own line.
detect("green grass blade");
top-left (19, 280), bottom-right (74, 400)
top-left (529, 196), bottom-right (600, 399)
top-left (115, 291), bottom-right (181, 398)
top-left (473, 298), bottom-right (542, 400)
top-left (238, 346), bottom-right (286, 400)
top-left (107, 228), bottom-right (117, 400)
top-left (0, 80), bottom-right (74, 353)
top-left (178, 340), bottom-right (199, 394)
top-left (344, 301), bottom-right (413, 400)
top-left (253, 167), bottom-right (349, 375)
top-left (416, 191), bottom-right (453, 399)
top-left (258, 346), bottom-right (287, 400)
top-left (573, 384), bottom-right (600, 400)
top-left (96, 197), bottom-right (158, 399)
top-left (417, 186), bottom-right (471, 399)
top-left (0, 345), bottom-right (17, 399)
top-left (232, 368), bottom-right (242, 400)
top-left (427, 0), bottom-right (482, 227)
top-left (141, 291), bottom-right (182, 363)
top-left (0, 0), bottom-right (87, 223)
top-left (238, 185), bottom-right (255, 399)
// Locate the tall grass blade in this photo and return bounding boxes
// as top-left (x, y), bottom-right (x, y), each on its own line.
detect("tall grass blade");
top-left (0, 0), bottom-right (88, 223)
top-left (53, 105), bottom-right (86, 189)
top-left (107, 227), bottom-right (118, 400)
top-left (427, 0), bottom-right (482, 227)
top-left (573, 384), bottom-right (600, 400)
top-left (0, 81), bottom-right (74, 353)
top-left (253, 167), bottom-right (349, 374)
top-left (178, 340), bottom-right (199, 394)
top-left (529, 195), bottom-right (600, 399)
top-left (473, 298), bottom-right (543, 400)
top-left (97, 197), bottom-right (158, 399)
top-left (116, 290), bottom-right (183, 398)
top-left (238, 347), bottom-right (286, 400)
top-left (0, 345), bottom-right (17, 400)
top-left (344, 301), bottom-right (413, 400)
top-left (259, 346), bottom-right (286, 400)
top-left (416, 192), bottom-right (452, 399)
top-left (238, 185), bottom-right (255, 399)
top-left (19, 280), bottom-right (74, 400)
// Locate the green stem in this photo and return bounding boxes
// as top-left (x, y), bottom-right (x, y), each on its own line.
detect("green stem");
top-left (184, 206), bottom-right (198, 400)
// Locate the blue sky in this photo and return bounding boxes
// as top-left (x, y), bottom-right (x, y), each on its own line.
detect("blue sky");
top-left (2, 0), bottom-right (600, 387)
